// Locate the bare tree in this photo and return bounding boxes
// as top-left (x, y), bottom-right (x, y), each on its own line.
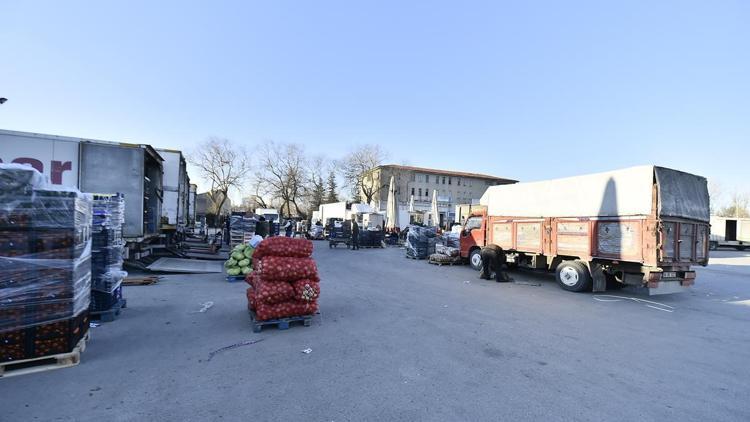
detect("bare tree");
top-left (719, 191), bottom-right (750, 218)
top-left (255, 142), bottom-right (309, 218)
top-left (340, 144), bottom-right (388, 204)
top-left (189, 137), bottom-right (252, 216)
top-left (708, 180), bottom-right (723, 215)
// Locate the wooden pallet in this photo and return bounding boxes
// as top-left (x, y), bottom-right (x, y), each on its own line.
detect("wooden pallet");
top-left (0, 332), bottom-right (90, 378)
top-left (90, 299), bottom-right (127, 322)
top-left (123, 276), bottom-right (159, 286)
top-left (428, 257), bottom-right (463, 266)
top-left (248, 310), bottom-right (312, 333)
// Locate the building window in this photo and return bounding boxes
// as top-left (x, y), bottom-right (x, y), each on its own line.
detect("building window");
top-left (418, 188), bottom-right (422, 197)
top-left (425, 175), bottom-right (429, 183)
top-left (457, 178), bottom-right (461, 186)
top-left (448, 177), bottom-right (452, 185)
top-left (442, 176), bottom-right (446, 184)
top-left (410, 173), bottom-right (415, 182)
top-left (411, 187), bottom-right (415, 196)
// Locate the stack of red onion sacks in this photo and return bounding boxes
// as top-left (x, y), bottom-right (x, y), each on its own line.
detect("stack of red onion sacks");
top-left (245, 237), bottom-right (320, 321)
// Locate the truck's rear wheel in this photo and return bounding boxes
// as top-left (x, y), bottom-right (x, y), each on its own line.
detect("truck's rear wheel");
top-left (709, 241), bottom-right (718, 251)
top-left (469, 249), bottom-right (482, 271)
top-left (555, 260), bottom-right (592, 292)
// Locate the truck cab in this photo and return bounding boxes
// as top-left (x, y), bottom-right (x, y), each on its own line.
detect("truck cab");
top-left (459, 210), bottom-right (487, 270)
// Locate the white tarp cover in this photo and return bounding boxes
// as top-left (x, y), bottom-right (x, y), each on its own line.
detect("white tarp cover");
top-left (481, 165), bottom-right (709, 221)
top-left (481, 166), bottom-right (656, 218)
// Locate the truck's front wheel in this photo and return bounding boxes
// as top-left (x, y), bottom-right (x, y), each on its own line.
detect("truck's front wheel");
top-left (555, 260), bottom-right (592, 292)
top-left (469, 249), bottom-right (482, 271)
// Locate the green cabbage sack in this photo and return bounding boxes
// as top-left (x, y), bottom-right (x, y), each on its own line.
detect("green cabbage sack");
top-left (227, 267), bottom-right (241, 276)
top-left (234, 244), bottom-right (246, 252)
top-left (231, 251), bottom-right (244, 261)
top-left (224, 258), bottom-right (237, 268)
top-left (241, 266), bottom-right (252, 275)
top-left (243, 246), bottom-right (254, 258)
top-left (238, 258), bottom-right (250, 268)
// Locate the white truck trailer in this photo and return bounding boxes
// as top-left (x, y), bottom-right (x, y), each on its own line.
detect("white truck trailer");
top-left (156, 149), bottom-right (191, 235)
top-left (0, 129), bottom-right (166, 259)
top-left (709, 216), bottom-right (750, 250)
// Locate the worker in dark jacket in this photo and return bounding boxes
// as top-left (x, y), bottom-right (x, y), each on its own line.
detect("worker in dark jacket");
top-left (255, 216), bottom-right (268, 238)
top-left (479, 244), bottom-right (511, 282)
top-left (351, 218), bottom-right (360, 250)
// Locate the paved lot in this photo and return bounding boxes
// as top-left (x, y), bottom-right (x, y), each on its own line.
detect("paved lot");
top-left (2, 245), bottom-right (749, 421)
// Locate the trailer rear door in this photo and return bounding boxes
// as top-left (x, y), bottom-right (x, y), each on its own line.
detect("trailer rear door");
top-left (80, 143), bottom-right (145, 238)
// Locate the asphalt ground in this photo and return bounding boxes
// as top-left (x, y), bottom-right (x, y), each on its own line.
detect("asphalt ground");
top-left (1, 245), bottom-right (749, 421)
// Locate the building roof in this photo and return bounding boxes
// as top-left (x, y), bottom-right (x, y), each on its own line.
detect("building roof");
top-left (377, 164), bottom-right (517, 183)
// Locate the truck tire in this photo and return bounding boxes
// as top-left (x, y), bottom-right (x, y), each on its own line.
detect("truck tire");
top-left (469, 249), bottom-right (482, 271)
top-left (709, 241), bottom-right (718, 251)
top-left (555, 260), bottom-right (593, 292)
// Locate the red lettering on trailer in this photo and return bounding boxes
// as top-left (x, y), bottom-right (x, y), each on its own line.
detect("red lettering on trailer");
top-left (0, 158), bottom-right (74, 185)
top-left (11, 157), bottom-right (44, 173)
top-left (51, 160), bottom-right (72, 184)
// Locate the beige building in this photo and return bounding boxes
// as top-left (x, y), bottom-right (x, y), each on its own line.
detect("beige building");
top-left (361, 164), bottom-right (516, 226)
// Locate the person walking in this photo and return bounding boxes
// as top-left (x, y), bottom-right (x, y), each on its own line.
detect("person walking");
top-left (255, 216), bottom-right (268, 238)
top-left (479, 244), bottom-right (512, 282)
top-left (284, 219), bottom-right (293, 237)
top-left (351, 218), bottom-right (360, 250)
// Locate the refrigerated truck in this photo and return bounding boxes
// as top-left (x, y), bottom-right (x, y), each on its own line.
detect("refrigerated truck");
top-left (709, 216), bottom-right (750, 250)
top-left (0, 129), bottom-right (165, 259)
top-left (156, 149), bottom-right (191, 235)
top-left (459, 166), bottom-right (710, 295)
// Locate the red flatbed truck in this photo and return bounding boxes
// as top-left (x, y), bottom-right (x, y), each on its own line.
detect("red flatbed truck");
top-left (459, 166), bottom-right (710, 295)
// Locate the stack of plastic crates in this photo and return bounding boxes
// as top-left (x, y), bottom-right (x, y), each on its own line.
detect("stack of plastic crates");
top-left (0, 164), bottom-right (92, 362)
top-left (90, 194), bottom-right (127, 316)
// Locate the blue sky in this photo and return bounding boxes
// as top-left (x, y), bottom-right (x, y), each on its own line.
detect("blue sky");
top-left (1, 1), bottom-right (748, 204)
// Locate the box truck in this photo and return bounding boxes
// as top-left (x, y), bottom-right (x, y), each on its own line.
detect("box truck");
top-left (459, 166), bottom-right (710, 295)
top-left (0, 129), bottom-right (166, 259)
top-left (709, 216), bottom-right (750, 250)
